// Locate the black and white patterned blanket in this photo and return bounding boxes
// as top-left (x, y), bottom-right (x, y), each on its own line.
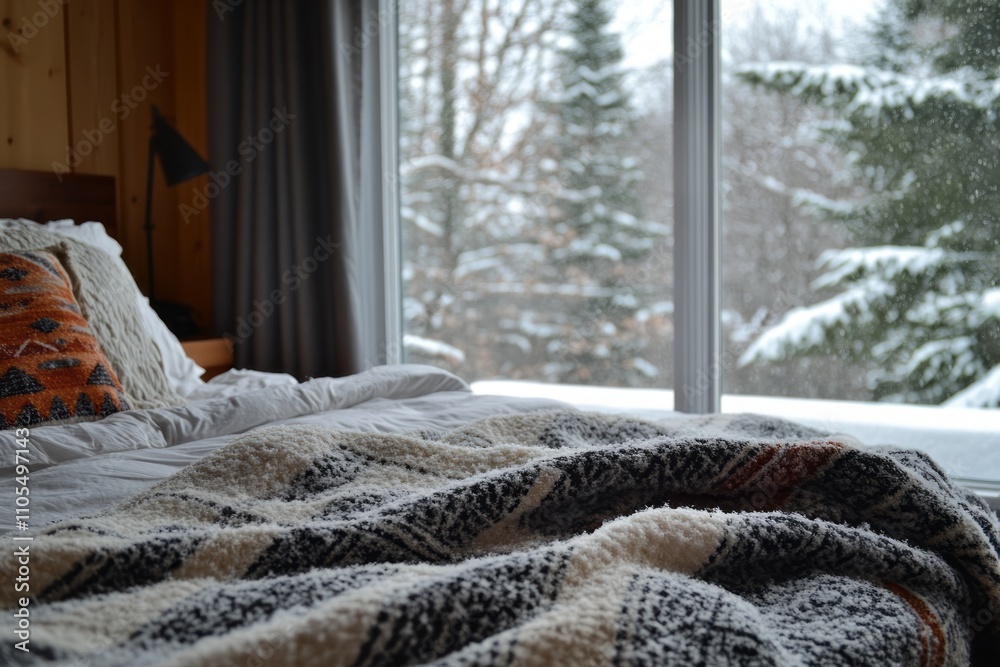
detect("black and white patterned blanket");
top-left (2, 410), bottom-right (998, 666)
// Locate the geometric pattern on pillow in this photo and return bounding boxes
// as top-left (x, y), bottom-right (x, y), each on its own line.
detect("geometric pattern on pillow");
top-left (0, 250), bottom-right (130, 429)
top-left (1, 226), bottom-right (184, 409)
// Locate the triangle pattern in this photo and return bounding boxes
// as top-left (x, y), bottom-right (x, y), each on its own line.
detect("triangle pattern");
top-left (0, 367), bottom-right (44, 398)
top-left (99, 392), bottom-right (117, 418)
top-left (75, 393), bottom-right (96, 418)
top-left (49, 396), bottom-right (71, 422)
top-left (86, 363), bottom-right (116, 387)
top-left (15, 404), bottom-right (41, 427)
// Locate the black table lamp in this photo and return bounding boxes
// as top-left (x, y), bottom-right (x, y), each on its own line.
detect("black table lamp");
top-left (144, 106), bottom-right (210, 336)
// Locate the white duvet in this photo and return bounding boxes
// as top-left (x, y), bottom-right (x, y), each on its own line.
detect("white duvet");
top-left (0, 365), bottom-right (567, 533)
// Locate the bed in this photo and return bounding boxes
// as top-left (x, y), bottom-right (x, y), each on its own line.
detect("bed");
top-left (1, 169), bottom-right (998, 666)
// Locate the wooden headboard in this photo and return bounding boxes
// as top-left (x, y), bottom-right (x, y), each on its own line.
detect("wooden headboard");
top-left (0, 168), bottom-right (117, 237)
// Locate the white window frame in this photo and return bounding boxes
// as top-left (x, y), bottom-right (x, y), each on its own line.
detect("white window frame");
top-left (380, 0), bottom-right (403, 366)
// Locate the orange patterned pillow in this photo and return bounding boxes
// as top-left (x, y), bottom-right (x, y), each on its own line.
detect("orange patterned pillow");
top-left (0, 250), bottom-right (131, 429)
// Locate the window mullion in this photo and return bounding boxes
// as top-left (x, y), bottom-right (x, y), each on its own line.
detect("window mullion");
top-left (381, 0), bottom-right (403, 365)
top-left (673, 0), bottom-right (722, 413)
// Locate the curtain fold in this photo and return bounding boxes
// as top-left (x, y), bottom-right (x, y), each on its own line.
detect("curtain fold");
top-left (207, 0), bottom-right (387, 379)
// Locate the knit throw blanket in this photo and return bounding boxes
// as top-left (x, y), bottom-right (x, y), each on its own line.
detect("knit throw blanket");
top-left (2, 411), bottom-right (998, 666)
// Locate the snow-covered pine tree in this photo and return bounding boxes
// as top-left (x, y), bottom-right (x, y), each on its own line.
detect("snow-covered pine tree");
top-left (543, 0), bottom-right (656, 386)
top-left (736, 0), bottom-right (1000, 407)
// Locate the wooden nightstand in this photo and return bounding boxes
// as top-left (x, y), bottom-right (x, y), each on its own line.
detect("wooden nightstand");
top-left (180, 337), bottom-right (234, 380)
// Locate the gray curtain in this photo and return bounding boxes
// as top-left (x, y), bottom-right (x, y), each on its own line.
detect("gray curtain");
top-left (207, 0), bottom-right (387, 379)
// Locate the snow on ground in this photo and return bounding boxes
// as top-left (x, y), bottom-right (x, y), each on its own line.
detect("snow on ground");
top-left (472, 379), bottom-right (1000, 494)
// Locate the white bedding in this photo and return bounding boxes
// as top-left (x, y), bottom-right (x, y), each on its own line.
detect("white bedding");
top-left (0, 365), bottom-right (568, 533)
top-left (182, 368), bottom-right (299, 400)
top-left (7, 393), bottom-right (999, 666)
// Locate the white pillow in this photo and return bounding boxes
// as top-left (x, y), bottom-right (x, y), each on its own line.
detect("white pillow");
top-left (37, 219), bottom-right (125, 258)
top-left (135, 295), bottom-right (207, 397)
top-left (0, 218), bottom-right (206, 396)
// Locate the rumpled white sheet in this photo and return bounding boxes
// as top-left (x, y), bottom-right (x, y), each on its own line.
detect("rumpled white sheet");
top-left (184, 368), bottom-right (300, 401)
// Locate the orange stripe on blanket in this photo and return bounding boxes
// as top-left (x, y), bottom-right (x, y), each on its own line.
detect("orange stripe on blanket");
top-left (884, 580), bottom-right (947, 667)
top-left (717, 441), bottom-right (844, 511)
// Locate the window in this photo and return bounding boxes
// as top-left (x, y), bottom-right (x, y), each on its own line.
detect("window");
top-left (397, 0), bottom-right (673, 388)
top-left (389, 0), bottom-right (1000, 488)
top-left (722, 1), bottom-right (1000, 411)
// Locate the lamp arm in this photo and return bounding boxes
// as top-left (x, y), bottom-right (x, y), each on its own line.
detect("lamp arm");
top-left (144, 136), bottom-right (156, 302)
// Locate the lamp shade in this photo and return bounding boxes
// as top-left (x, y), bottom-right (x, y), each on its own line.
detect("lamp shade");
top-left (150, 106), bottom-right (210, 186)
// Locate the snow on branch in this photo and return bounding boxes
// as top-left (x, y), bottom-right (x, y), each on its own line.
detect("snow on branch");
top-left (736, 62), bottom-right (1000, 116)
top-left (902, 336), bottom-right (977, 386)
top-left (812, 246), bottom-right (948, 289)
top-left (754, 175), bottom-right (856, 216)
top-left (402, 154), bottom-right (464, 175)
top-left (401, 155), bottom-right (549, 196)
top-left (454, 243), bottom-right (547, 278)
top-left (944, 364), bottom-right (1000, 408)
top-left (738, 280), bottom-right (893, 366)
top-left (403, 334), bottom-right (466, 365)
top-left (977, 288), bottom-right (1000, 322)
top-left (478, 282), bottom-right (620, 297)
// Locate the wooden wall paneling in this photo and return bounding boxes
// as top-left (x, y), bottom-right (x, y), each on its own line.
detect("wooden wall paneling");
top-left (115, 0), bottom-right (177, 300)
top-left (0, 0), bottom-right (69, 171)
top-left (171, 0), bottom-right (211, 329)
top-left (64, 0), bottom-right (118, 177)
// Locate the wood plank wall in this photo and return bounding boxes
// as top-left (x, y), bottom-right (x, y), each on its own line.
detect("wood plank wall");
top-left (0, 0), bottom-right (69, 169)
top-left (0, 0), bottom-right (212, 331)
